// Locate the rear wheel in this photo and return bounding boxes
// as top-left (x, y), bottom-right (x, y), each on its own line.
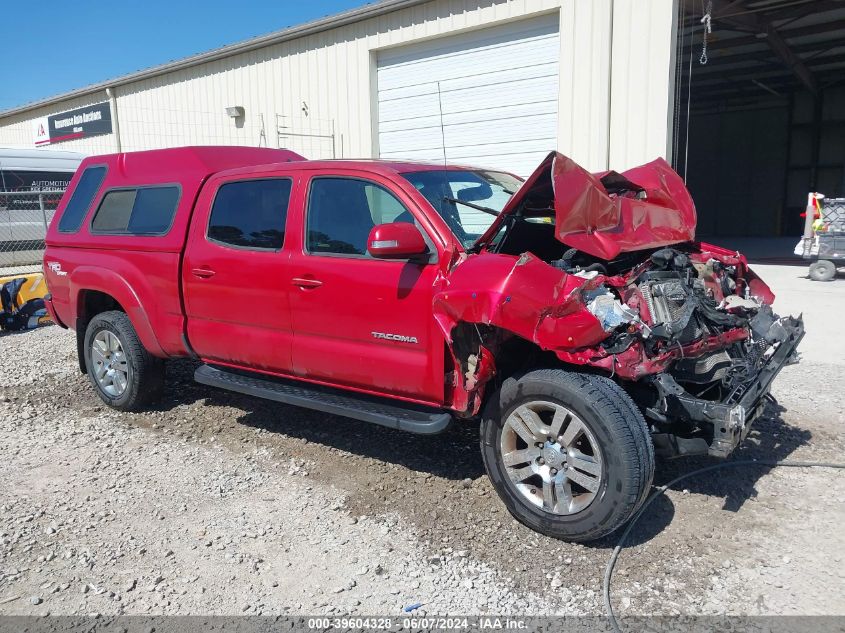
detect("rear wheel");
top-left (83, 311), bottom-right (164, 411)
top-left (809, 259), bottom-right (837, 282)
top-left (480, 369), bottom-right (653, 542)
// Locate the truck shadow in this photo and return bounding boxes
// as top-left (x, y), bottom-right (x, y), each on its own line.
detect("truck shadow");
top-left (156, 359), bottom-right (810, 547)
top-left (651, 399), bottom-right (812, 513)
top-left (586, 402), bottom-right (811, 549)
top-left (221, 392), bottom-right (489, 481)
top-left (158, 358), bottom-right (488, 481)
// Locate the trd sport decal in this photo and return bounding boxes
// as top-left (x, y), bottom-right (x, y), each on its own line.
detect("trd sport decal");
top-left (46, 261), bottom-right (67, 276)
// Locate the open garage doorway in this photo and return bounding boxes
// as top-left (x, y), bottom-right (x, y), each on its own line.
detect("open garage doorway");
top-left (673, 0), bottom-right (845, 251)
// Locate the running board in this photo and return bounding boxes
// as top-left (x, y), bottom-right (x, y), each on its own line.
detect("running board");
top-left (194, 364), bottom-right (452, 435)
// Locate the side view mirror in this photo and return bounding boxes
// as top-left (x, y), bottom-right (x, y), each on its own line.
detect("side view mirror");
top-left (367, 222), bottom-right (428, 259)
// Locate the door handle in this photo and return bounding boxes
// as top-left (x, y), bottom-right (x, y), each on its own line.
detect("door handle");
top-left (191, 267), bottom-right (216, 278)
top-left (291, 277), bottom-right (323, 288)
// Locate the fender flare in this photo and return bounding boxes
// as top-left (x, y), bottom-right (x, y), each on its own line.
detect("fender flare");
top-left (69, 266), bottom-right (165, 357)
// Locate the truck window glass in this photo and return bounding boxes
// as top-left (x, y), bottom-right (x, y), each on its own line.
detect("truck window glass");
top-left (307, 178), bottom-right (412, 256)
top-left (57, 166), bottom-right (107, 233)
top-left (90, 186), bottom-right (180, 235)
top-left (128, 187), bottom-right (181, 234)
top-left (365, 185), bottom-right (407, 223)
top-left (207, 179), bottom-right (292, 250)
top-left (400, 169), bottom-right (521, 248)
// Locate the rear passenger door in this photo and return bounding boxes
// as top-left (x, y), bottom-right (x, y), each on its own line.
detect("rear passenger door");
top-left (183, 173), bottom-right (296, 373)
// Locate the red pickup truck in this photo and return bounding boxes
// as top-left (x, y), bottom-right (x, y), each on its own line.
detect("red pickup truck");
top-left (43, 146), bottom-right (802, 542)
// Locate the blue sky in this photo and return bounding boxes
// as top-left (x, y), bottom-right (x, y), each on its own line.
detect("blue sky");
top-left (0, 0), bottom-right (365, 111)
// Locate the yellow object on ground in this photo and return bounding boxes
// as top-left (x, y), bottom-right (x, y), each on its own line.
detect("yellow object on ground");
top-left (0, 272), bottom-right (48, 305)
top-left (0, 271), bottom-right (52, 328)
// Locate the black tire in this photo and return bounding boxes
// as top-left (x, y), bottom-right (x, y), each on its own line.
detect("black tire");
top-left (83, 310), bottom-right (164, 411)
top-left (808, 259), bottom-right (837, 282)
top-left (480, 369), bottom-right (654, 542)
top-left (589, 374), bottom-right (655, 513)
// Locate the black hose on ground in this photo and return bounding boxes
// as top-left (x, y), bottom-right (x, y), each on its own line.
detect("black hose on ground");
top-left (603, 459), bottom-right (845, 633)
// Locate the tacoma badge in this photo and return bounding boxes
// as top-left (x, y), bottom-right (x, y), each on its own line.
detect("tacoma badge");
top-left (371, 331), bottom-right (419, 344)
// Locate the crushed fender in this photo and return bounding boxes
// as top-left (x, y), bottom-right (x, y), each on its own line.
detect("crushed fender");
top-left (435, 253), bottom-right (618, 413)
top-left (434, 244), bottom-right (781, 411)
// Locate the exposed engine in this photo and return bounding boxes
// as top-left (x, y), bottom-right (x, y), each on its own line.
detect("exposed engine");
top-left (543, 244), bottom-right (803, 457)
top-left (550, 246), bottom-right (781, 372)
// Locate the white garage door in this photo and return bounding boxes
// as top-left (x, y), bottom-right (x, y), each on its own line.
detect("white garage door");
top-left (376, 14), bottom-right (560, 177)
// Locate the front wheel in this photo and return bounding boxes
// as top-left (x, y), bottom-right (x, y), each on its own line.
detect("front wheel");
top-left (480, 369), bottom-right (654, 542)
top-left (83, 310), bottom-right (164, 411)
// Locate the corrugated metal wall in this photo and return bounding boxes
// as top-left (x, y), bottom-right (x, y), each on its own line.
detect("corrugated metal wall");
top-left (0, 0), bottom-right (677, 173)
top-left (608, 0), bottom-right (678, 170)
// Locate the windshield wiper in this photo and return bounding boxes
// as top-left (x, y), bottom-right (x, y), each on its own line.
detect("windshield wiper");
top-left (442, 196), bottom-right (500, 217)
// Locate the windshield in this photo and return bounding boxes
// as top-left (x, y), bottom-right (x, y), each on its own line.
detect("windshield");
top-left (400, 169), bottom-right (523, 248)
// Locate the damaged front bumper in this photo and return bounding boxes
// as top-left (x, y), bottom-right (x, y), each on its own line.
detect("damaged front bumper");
top-left (648, 315), bottom-right (804, 458)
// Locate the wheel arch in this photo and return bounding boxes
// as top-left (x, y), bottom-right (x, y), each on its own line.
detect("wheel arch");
top-left (71, 268), bottom-right (165, 372)
top-left (445, 321), bottom-right (571, 417)
top-left (75, 290), bottom-right (127, 373)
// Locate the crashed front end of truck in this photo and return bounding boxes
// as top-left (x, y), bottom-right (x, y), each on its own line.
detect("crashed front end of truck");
top-left (437, 152), bottom-right (804, 459)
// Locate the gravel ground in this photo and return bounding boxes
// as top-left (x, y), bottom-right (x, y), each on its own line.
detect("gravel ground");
top-left (1, 280), bottom-right (844, 617)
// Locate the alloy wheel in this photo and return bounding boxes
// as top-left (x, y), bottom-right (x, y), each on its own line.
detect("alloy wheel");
top-left (91, 330), bottom-right (130, 397)
top-left (499, 401), bottom-right (603, 515)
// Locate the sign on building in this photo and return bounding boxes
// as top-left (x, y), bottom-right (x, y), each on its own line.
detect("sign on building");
top-left (33, 102), bottom-right (113, 146)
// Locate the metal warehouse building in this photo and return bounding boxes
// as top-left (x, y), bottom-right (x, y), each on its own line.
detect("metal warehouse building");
top-left (1, 0), bottom-right (843, 239)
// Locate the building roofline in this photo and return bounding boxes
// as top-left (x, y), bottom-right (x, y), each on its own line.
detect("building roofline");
top-left (0, 0), bottom-right (429, 120)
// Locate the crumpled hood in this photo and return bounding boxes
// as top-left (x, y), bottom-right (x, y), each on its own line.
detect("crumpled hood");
top-left (481, 151), bottom-right (697, 260)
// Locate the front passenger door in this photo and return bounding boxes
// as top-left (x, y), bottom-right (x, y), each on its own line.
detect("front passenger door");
top-left (287, 174), bottom-right (445, 404)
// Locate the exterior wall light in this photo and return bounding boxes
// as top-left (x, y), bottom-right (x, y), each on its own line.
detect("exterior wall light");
top-left (225, 106), bottom-right (245, 118)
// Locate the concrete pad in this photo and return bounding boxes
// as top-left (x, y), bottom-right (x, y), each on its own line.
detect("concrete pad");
top-left (703, 237), bottom-right (801, 262)
top-left (749, 263), bottom-right (845, 366)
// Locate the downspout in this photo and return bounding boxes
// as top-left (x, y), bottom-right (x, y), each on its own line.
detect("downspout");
top-left (666, 0), bottom-right (681, 167)
top-left (605, 0), bottom-right (615, 171)
top-left (105, 87), bottom-right (122, 152)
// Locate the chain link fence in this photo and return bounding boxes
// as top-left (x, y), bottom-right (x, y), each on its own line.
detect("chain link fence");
top-left (0, 190), bottom-right (64, 274)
